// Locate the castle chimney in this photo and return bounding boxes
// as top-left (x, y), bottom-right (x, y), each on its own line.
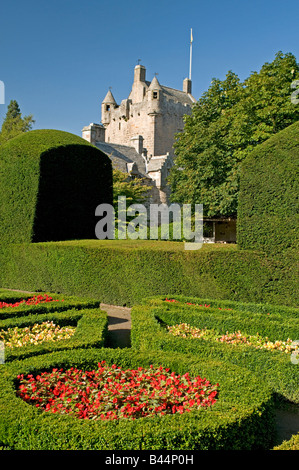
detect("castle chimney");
top-left (82, 123), bottom-right (105, 145)
top-left (183, 78), bottom-right (192, 94)
top-left (134, 64), bottom-right (146, 83)
top-left (130, 135), bottom-right (144, 154)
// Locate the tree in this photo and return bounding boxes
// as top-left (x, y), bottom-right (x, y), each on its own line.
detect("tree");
top-left (169, 52), bottom-right (299, 218)
top-left (0, 100), bottom-right (35, 145)
top-left (112, 168), bottom-right (151, 221)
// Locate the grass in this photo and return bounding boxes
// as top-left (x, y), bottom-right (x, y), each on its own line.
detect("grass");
top-left (32, 239), bottom-right (239, 251)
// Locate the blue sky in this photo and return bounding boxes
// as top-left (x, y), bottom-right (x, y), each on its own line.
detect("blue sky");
top-left (0, 0), bottom-right (298, 137)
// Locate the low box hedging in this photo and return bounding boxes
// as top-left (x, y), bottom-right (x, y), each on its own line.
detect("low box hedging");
top-left (0, 290), bottom-right (100, 320)
top-left (0, 290), bottom-right (37, 301)
top-left (0, 348), bottom-right (275, 450)
top-left (131, 296), bottom-right (299, 403)
top-left (273, 433), bottom-right (299, 450)
top-left (0, 290), bottom-right (107, 362)
top-left (0, 307), bottom-right (108, 363)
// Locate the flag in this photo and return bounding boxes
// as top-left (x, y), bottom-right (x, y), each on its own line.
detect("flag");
top-left (190, 28), bottom-right (193, 44)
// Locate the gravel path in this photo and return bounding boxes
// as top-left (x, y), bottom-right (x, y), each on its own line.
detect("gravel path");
top-left (100, 303), bottom-right (131, 348)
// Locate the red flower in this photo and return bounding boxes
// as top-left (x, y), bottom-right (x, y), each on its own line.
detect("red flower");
top-left (16, 364), bottom-right (219, 421)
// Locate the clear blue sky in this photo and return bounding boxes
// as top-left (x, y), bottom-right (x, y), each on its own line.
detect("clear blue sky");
top-left (0, 0), bottom-right (298, 137)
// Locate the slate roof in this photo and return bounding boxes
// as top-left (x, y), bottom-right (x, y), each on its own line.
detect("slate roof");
top-left (161, 85), bottom-right (196, 106)
top-left (146, 74), bottom-right (196, 106)
top-left (95, 141), bottom-right (147, 176)
top-left (147, 156), bottom-right (168, 172)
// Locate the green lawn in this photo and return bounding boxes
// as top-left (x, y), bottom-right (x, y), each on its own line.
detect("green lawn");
top-left (36, 239), bottom-right (239, 252)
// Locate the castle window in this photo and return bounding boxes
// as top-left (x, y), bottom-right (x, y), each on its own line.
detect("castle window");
top-left (106, 104), bottom-right (110, 111)
top-left (119, 122), bottom-right (121, 130)
top-left (153, 91), bottom-right (158, 99)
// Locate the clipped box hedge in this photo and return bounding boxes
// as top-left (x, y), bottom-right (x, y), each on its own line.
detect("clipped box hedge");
top-left (0, 290), bottom-right (100, 320)
top-left (0, 347), bottom-right (275, 450)
top-left (0, 240), bottom-right (297, 308)
top-left (131, 296), bottom-right (299, 403)
top-left (0, 289), bottom-right (107, 362)
top-left (0, 307), bottom-right (108, 363)
top-left (273, 433), bottom-right (299, 450)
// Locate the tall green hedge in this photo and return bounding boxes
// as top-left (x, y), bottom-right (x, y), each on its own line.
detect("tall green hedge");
top-left (0, 240), bottom-right (297, 307)
top-left (237, 121), bottom-right (299, 255)
top-left (0, 129), bottom-right (113, 243)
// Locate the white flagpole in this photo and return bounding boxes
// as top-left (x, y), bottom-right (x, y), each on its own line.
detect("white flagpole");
top-left (189, 28), bottom-right (193, 80)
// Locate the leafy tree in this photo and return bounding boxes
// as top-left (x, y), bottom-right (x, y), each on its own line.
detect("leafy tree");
top-left (0, 100), bottom-right (35, 145)
top-left (112, 169), bottom-right (152, 239)
top-left (169, 52), bottom-right (299, 218)
top-left (112, 168), bottom-right (151, 220)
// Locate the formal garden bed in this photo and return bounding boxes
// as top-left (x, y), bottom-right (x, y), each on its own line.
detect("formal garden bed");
top-left (0, 290), bottom-right (107, 362)
top-left (0, 289), bottom-right (297, 450)
top-left (131, 296), bottom-right (299, 404)
top-left (0, 347), bottom-right (275, 450)
top-left (0, 290), bottom-right (100, 320)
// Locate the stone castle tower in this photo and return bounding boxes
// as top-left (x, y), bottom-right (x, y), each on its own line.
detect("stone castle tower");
top-left (82, 63), bottom-right (196, 203)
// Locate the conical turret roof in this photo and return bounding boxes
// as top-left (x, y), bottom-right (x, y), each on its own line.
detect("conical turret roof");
top-left (102, 89), bottom-right (117, 104)
top-left (148, 75), bottom-right (162, 90)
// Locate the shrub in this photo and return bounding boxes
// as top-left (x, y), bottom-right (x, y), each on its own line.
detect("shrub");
top-left (237, 121), bottom-right (299, 255)
top-left (0, 348), bottom-right (275, 450)
top-left (0, 307), bottom-right (107, 363)
top-left (0, 240), bottom-right (297, 307)
top-left (273, 433), bottom-right (299, 450)
top-left (0, 290), bottom-right (38, 301)
top-left (0, 290), bottom-right (100, 320)
top-left (0, 129), bottom-right (113, 243)
top-left (0, 290), bottom-right (107, 362)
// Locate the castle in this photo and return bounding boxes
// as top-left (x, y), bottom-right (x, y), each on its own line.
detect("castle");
top-left (82, 63), bottom-right (196, 203)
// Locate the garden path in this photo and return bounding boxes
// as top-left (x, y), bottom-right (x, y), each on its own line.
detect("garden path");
top-left (100, 303), bottom-right (131, 348)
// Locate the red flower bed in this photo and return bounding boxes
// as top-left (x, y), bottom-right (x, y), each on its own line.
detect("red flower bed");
top-left (17, 362), bottom-right (219, 421)
top-left (0, 295), bottom-right (62, 309)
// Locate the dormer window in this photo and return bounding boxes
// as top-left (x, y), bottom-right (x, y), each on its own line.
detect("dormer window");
top-left (152, 91), bottom-right (158, 99)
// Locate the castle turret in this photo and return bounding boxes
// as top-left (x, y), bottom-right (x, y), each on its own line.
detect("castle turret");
top-left (148, 76), bottom-right (162, 114)
top-left (101, 89), bottom-right (117, 125)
